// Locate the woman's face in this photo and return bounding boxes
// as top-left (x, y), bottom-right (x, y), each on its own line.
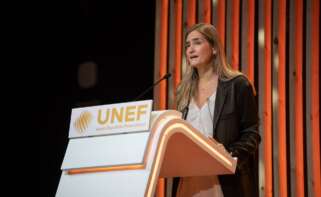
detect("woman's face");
top-left (185, 30), bottom-right (215, 69)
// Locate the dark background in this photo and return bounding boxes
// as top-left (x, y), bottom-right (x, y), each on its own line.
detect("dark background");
top-left (41, 1), bottom-right (155, 196)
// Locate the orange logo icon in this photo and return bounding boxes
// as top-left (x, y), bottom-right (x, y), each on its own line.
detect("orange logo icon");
top-left (74, 111), bottom-right (93, 133)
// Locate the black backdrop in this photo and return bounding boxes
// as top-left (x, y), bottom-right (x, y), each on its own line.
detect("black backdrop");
top-left (41, 1), bottom-right (155, 196)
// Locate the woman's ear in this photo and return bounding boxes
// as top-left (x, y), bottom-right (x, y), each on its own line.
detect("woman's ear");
top-left (212, 48), bottom-right (217, 55)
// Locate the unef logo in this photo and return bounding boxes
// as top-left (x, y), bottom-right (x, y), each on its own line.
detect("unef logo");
top-left (69, 100), bottom-right (152, 138)
top-left (97, 104), bottom-right (148, 125)
top-left (73, 111), bottom-right (93, 133)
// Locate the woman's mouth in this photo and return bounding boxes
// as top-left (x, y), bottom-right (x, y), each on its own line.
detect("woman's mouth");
top-left (190, 55), bottom-right (198, 60)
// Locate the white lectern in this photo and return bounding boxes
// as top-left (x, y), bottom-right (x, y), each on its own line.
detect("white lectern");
top-left (56, 100), bottom-right (236, 197)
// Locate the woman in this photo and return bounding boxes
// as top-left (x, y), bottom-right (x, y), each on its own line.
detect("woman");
top-left (174, 23), bottom-right (261, 197)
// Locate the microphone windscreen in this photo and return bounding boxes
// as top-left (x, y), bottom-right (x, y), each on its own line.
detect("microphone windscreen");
top-left (164, 73), bottom-right (172, 79)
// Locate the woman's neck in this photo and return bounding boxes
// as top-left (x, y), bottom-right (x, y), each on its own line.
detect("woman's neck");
top-left (197, 64), bottom-right (216, 83)
top-left (194, 64), bottom-right (218, 105)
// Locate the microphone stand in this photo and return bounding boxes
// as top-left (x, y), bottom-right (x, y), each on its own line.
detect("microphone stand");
top-left (134, 73), bottom-right (171, 101)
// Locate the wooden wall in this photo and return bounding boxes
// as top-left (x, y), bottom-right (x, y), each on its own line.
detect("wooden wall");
top-left (153, 0), bottom-right (320, 196)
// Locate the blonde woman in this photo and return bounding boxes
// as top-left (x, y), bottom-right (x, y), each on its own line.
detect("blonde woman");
top-left (174, 23), bottom-right (261, 197)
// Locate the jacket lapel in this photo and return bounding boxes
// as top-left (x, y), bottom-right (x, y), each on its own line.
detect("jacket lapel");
top-left (212, 79), bottom-right (228, 136)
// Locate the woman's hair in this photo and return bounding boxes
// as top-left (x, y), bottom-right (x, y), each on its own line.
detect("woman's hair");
top-left (176, 23), bottom-right (242, 111)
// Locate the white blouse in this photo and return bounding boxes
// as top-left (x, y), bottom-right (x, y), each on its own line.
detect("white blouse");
top-left (186, 91), bottom-right (216, 138)
top-left (177, 91), bottom-right (224, 197)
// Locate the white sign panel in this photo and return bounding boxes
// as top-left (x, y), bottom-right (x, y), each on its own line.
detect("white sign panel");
top-left (68, 100), bottom-right (153, 138)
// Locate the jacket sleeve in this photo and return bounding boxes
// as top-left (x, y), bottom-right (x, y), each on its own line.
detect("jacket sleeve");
top-left (227, 78), bottom-right (261, 169)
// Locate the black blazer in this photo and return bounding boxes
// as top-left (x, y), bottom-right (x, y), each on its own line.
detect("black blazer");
top-left (176, 75), bottom-right (261, 197)
top-left (214, 75), bottom-right (261, 197)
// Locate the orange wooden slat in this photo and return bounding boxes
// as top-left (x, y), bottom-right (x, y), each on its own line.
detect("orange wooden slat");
top-left (217, 0), bottom-right (226, 49)
top-left (231, 0), bottom-right (240, 70)
top-left (173, 0), bottom-right (183, 110)
top-left (153, 0), bottom-right (161, 108)
top-left (159, 0), bottom-right (169, 111)
top-left (311, 0), bottom-right (321, 196)
top-left (294, 0), bottom-right (305, 196)
top-left (248, 0), bottom-right (255, 83)
top-left (264, 0), bottom-right (273, 196)
top-left (202, 0), bottom-right (211, 23)
top-left (157, 0), bottom-right (169, 196)
top-left (156, 178), bottom-right (165, 197)
top-left (187, 0), bottom-right (196, 27)
top-left (278, 0), bottom-right (288, 196)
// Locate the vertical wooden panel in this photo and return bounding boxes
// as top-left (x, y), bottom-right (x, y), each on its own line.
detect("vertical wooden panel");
top-left (187, 0), bottom-right (196, 27)
top-left (156, 178), bottom-right (165, 197)
top-left (173, 0), bottom-right (183, 109)
top-left (225, 0), bottom-right (232, 64)
top-left (289, 0), bottom-right (297, 194)
top-left (156, 0), bottom-right (169, 196)
top-left (264, 0), bottom-right (273, 197)
top-left (241, 0), bottom-right (249, 76)
top-left (181, 0), bottom-right (190, 76)
top-left (158, 0), bottom-right (169, 111)
top-left (272, 0), bottom-right (279, 195)
top-left (153, 0), bottom-right (162, 109)
top-left (217, 0), bottom-right (226, 49)
top-left (212, 0), bottom-right (219, 28)
top-left (231, 0), bottom-right (240, 70)
top-left (167, 0), bottom-right (183, 110)
top-left (294, 0), bottom-right (305, 196)
top-left (278, 0), bottom-right (287, 196)
top-left (165, 0), bottom-right (182, 190)
top-left (305, 1), bottom-right (313, 196)
top-left (240, 0), bottom-right (255, 82)
top-left (310, 0), bottom-right (321, 196)
top-left (257, 0), bottom-right (266, 195)
top-left (182, 0), bottom-right (196, 81)
top-left (305, 0), bottom-right (313, 194)
top-left (202, 0), bottom-right (211, 23)
top-left (168, 0), bottom-right (176, 109)
top-left (247, 0), bottom-right (255, 83)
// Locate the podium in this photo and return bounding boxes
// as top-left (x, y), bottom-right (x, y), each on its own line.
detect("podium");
top-left (56, 101), bottom-right (237, 197)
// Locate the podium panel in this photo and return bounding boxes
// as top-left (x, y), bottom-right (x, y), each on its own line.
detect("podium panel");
top-left (56, 170), bottom-right (149, 197)
top-left (61, 132), bottom-right (149, 170)
top-left (56, 105), bottom-right (236, 197)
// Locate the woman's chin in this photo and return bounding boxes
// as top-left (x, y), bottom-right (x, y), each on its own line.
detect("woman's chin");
top-left (190, 64), bottom-right (204, 69)
top-left (190, 63), bottom-right (200, 68)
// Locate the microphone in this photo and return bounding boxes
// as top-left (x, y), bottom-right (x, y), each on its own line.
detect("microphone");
top-left (134, 73), bottom-right (171, 101)
top-left (182, 84), bottom-right (192, 120)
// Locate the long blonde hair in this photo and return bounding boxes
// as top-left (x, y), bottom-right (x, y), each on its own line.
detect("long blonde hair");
top-left (176, 23), bottom-right (241, 111)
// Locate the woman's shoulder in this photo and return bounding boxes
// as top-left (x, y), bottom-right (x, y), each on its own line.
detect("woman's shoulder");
top-left (222, 74), bottom-right (251, 87)
top-left (220, 74), bottom-right (256, 95)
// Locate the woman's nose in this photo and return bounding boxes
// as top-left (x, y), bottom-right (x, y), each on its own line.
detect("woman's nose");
top-left (187, 46), bottom-right (195, 54)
